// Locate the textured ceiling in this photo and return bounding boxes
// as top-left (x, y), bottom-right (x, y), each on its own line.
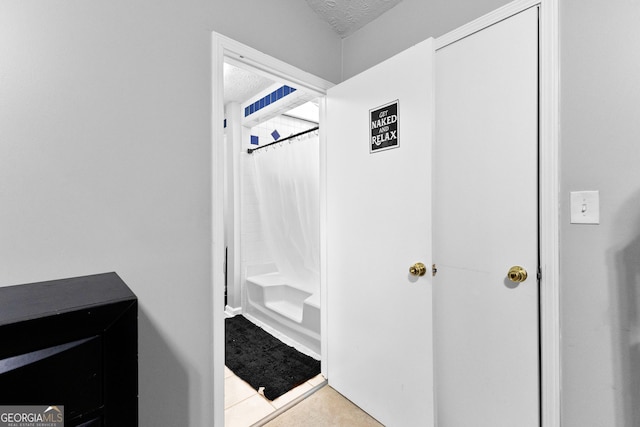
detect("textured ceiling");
top-left (305, 0), bottom-right (403, 37)
top-left (223, 63), bottom-right (274, 106)
top-left (224, 1), bottom-right (405, 105)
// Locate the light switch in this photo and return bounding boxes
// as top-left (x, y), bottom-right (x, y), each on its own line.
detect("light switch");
top-left (570, 191), bottom-right (600, 224)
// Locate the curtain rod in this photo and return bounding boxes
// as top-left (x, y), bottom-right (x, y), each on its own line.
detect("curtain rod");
top-left (247, 126), bottom-right (319, 154)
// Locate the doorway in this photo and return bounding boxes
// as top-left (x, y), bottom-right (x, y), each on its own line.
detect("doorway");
top-left (217, 51), bottom-right (331, 426)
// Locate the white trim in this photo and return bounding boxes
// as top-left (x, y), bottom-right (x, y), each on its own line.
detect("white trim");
top-left (211, 33), bottom-right (226, 427)
top-left (217, 34), bottom-right (333, 98)
top-left (435, 1), bottom-right (561, 426)
top-left (211, 32), bottom-right (333, 427)
top-left (224, 305), bottom-right (242, 317)
top-left (435, 0), bottom-right (542, 51)
top-left (318, 95), bottom-right (329, 380)
top-left (538, 1), bottom-right (561, 426)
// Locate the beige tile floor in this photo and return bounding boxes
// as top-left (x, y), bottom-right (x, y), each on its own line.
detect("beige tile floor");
top-left (264, 385), bottom-right (384, 427)
top-left (224, 365), bottom-right (326, 427)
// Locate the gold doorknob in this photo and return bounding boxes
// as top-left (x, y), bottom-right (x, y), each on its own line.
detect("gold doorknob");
top-left (410, 262), bottom-right (427, 277)
top-left (507, 266), bottom-right (528, 283)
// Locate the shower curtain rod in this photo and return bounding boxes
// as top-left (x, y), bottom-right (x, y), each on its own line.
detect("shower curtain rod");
top-left (247, 126), bottom-right (319, 154)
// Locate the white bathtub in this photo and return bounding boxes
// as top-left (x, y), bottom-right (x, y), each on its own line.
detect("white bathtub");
top-left (244, 264), bottom-right (320, 357)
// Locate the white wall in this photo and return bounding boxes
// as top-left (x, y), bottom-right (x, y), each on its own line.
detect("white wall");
top-left (0, 1), bottom-right (340, 425)
top-left (340, 0), bottom-right (511, 79)
top-left (9, 0), bottom-right (639, 424)
top-left (212, 0), bottom-right (342, 84)
top-left (560, 1), bottom-right (640, 425)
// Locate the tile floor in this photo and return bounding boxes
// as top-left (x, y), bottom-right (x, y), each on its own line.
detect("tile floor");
top-left (224, 366), bottom-right (326, 427)
top-left (263, 385), bottom-right (384, 427)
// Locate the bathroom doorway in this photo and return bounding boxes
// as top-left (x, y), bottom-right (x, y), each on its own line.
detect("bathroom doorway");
top-left (220, 54), bottom-right (329, 425)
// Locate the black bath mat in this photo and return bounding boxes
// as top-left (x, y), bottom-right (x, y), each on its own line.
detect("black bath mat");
top-left (225, 315), bottom-right (320, 401)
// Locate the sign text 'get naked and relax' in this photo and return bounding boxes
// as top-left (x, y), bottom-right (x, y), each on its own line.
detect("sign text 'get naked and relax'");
top-left (370, 100), bottom-right (399, 153)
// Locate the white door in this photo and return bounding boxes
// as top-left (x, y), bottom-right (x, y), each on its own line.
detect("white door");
top-left (326, 38), bottom-right (434, 426)
top-left (433, 7), bottom-right (539, 426)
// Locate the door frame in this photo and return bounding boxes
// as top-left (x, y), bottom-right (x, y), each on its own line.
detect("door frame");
top-left (435, 1), bottom-right (559, 425)
top-left (210, 0), bottom-right (559, 424)
top-left (211, 33), bottom-right (333, 427)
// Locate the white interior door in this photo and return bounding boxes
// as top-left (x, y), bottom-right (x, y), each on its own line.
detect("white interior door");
top-left (433, 7), bottom-right (540, 426)
top-left (326, 38), bottom-right (434, 426)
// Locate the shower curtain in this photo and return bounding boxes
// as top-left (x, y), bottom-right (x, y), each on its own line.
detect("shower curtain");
top-left (251, 134), bottom-right (320, 292)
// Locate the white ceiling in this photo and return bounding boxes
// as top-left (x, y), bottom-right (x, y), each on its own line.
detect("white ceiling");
top-left (305, 0), bottom-right (403, 38)
top-left (224, 1), bottom-right (404, 106)
top-left (223, 63), bottom-right (275, 105)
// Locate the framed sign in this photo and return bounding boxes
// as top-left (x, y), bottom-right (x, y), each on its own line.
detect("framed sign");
top-left (370, 100), bottom-right (399, 153)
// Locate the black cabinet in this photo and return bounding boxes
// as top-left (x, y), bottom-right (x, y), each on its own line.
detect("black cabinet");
top-left (0, 273), bottom-right (138, 426)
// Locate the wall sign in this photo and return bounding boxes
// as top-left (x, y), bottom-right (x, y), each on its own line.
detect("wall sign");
top-left (370, 100), bottom-right (399, 153)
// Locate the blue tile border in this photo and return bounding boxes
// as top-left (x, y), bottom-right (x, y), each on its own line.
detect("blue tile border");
top-left (244, 85), bottom-right (297, 118)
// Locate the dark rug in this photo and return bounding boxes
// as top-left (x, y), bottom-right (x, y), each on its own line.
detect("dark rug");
top-left (225, 315), bottom-right (321, 401)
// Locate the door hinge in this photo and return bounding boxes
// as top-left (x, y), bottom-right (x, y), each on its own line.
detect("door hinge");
top-left (432, 264), bottom-right (438, 277)
top-left (537, 266), bottom-right (542, 280)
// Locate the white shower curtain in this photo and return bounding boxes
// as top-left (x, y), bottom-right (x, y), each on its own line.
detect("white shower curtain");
top-left (250, 134), bottom-right (320, 293)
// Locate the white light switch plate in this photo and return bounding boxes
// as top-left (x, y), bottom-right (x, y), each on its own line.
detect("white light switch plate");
top-left (570, 191), bottom-right (600, 224)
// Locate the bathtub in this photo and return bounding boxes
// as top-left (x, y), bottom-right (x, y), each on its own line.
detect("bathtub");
top-left (244, 264), bottom-right (320, 357)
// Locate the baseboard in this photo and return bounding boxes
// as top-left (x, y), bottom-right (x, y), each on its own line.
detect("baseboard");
top-left (225, 305), bottom-right (242, 317)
